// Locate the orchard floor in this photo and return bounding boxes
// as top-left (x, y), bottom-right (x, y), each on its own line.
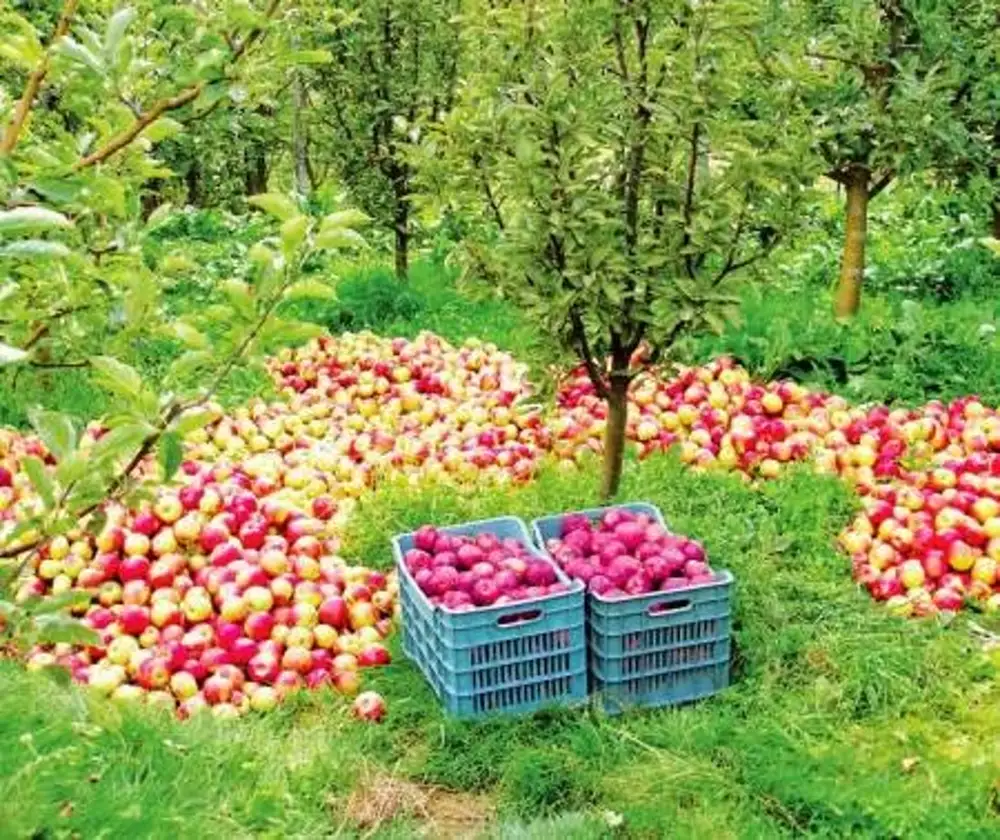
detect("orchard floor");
top-left (4, 458), bottom-right (1000, 839)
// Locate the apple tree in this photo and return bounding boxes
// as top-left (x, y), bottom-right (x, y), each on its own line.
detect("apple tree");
top-left (0, 1), bottom-right (368, 646)
top-left (793, 0), bottom-right (967, 317)
top-left (425, 0), bottom-right (812, 498)
top-left (311, 0), bottom-right (461, 278)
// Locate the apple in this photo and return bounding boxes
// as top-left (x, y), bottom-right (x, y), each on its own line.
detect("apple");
top-left (351, 690), bottom-right (386, 722)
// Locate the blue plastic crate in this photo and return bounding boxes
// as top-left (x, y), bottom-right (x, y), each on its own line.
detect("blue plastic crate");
top-left (392, 516), bottom-right (588, 718)
top-left (531, 503), bottom-right (733, 713)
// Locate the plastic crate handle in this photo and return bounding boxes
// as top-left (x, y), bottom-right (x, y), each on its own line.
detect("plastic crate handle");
top-left (647, 598), bottom-right (692, 617)
top-left (497, 608), bottom-right (544, 628)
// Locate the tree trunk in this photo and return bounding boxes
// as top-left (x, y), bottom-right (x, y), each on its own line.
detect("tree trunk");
top-left (833, 170), bottom-right (870, 318)
top-left (185, 162), bottom-right (201, 206)
top-left (291, 45), bottom-right (310, 197)
top-left (600, 373), bottom-right (630, 500)
top-left (140, 179), bottom-right (164, 220)
top-left (244, 141), bottom-right (268, 196)
top-left (392, 164), bottom-right (410, 280)
top-left (993, 200), bottom-right (1000, 240)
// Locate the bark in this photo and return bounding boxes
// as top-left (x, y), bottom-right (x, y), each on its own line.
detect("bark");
top-left (141, 179), bottom-right (165, 219)
top-left (833, 170), bottom-right (870, 318)
top-left (600, 373), bottom-right (630, 500)
top-left (291, 39), bottom-right (310, 196)
top-left (185, 162), bottom-right (201, 206)
top-left (0, 0), bottom-right (79, 156)
top-left (391, 163), bottom-right (410, 280)
top-left (244, 141), bottom-right (268, 195)
top-left (992, 201), bottom-right (1000, 241)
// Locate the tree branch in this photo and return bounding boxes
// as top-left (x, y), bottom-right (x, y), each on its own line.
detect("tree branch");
top-left (681, 121), bottom-right (702, 279)
top-left (570, 310), bottom-right (609, 400)
top-left (74, 0), bottom-right (283, 169)
top-left (868, 168), bottom-right (895, 199)
top-left (74, 85), bottom-right (204, 170)
top-left (0, 0), bottom-right (79, 156)
top-left (231, 0), bottom-right (282, 62)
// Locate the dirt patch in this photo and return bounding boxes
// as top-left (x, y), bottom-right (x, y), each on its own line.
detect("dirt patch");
top-left (422, 787), bottom-right (495, 839)
top-left (340, 771), bottom-right (494, 838)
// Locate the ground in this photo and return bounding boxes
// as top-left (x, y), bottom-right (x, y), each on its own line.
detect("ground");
top-left (3, 457), bottom-right (1000, 838)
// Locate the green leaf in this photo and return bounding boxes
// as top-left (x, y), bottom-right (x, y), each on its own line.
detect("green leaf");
top-left (56, 37), bottom-right (106, 74)
top-left (0, 36), bottom-right (43, 70)
top-left (248, 193), bottom-right (299, 221)
top-left (222, 280), bottom-right (256, 321)
top-left (158, 431), bottom-right (183, 482)
top-left (160, 253), bottom-right (198, 274)
top-left (91, 423), bottom-right (153, 465)
top-left (282, 49), bottom-right (334, 65)
top-left (22, 456), bottom-right (55, 509)
top-left (0, 207), bottom-right (73, 234)
top-left (248, 242), bottom-right (276, 269)
top-left (0, 240), bottom-right (71, 259)
top-left (170, 350), bottom-right (214, 381)
top-left (170, 321), bottom-right (209, 350)
top-left (174, 408), bottom-right (214, 435)
top-left (27, 409), bottom-right (77, 461)
top-left (55, 453), bottom-right (89, 486)
top-left (314, 227), bottom-right (367, 251)
top-left (90, 356), bottom-right (142, 398)
top-left (284, 279), bottom-right (337, 302)
top-left (320, 209), bottom-right (370, 231)
top-left (27, 590), bottom-right (93, 616)
top-left (143, 117), bottom-right (184, 143)
top-left (279, 215), bottom-right (310, 254)
top-left (104, 7), bottom-right (137, 58)
top-left (32, 614), bottom-right (100, 646)
top-left (0, 343), bottom-right (28, 366)
top-left (145, 203), bottom-right (175, 229)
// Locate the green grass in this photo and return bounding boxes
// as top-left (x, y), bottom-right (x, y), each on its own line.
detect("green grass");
top-left (4, 458), bottom-right (1000, 838)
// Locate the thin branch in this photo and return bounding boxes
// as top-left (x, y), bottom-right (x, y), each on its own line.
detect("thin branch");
top-left (868, 169), bottom-right (895, 199)
top-left (681, 121), bottom-right (702, 279)
top-left (231, 0), bottom-right (281, 62)
top-left (75, 85), bottom-right (203, 169)
top-left (713, 234), bottom-right (782, 286)
top-left (29, 360), bottom-right (90, 369)
top-left (472, 152), bottom-right (505, 231)
top-left (570, 310), bottom-right (610, 400)
top-left (0, 0), bottom-right (79, 155)
top-left (75, 0), bottom-right (283, 169)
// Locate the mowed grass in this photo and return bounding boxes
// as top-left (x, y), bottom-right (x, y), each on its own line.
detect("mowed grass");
top-left (4, 458), bottom-right (1000, 838)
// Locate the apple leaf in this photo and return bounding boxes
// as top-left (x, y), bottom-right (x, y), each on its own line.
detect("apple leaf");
top-left (90, 356), bottom-right (143, 398)
top-left (158, 431), bottom-right (183, 482)
top-left (248, 193), bottom-right (299, 221)
top-left (0, 241), bottom-right (71, 259)
top-left (32, 614), bottom-right (101, 646)
top-left (0, 207), bottom-right (73, 234)
top-left (27, 408), bottom-right (78, 461)
top-left (21, 456), bottom-right (55, 510)
top-left (284, 279), bottom-right (337, 302)
top-left (0, 343), bottom-right (28, 366)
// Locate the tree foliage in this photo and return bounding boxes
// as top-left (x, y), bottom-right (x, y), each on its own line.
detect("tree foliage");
top-left (425, 0), bottom-right (813, 496)
top-left (313, 0), bottom-right (461, 278)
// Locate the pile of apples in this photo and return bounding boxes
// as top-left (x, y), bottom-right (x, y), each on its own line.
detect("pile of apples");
top-left (558, 358), bottom-right (1000, 615)
top-left (20, 463), bottom-right (396, 719)
top-left (11, 329), bottom-right (1000, 721)
top-left (403, 526), bottom-right (569, 610)
top-left (541, 508), bottom-right (716, 598)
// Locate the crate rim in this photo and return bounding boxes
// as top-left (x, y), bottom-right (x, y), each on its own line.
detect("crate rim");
top-left (392, 514), bottom-right (585, 619)
top-left (530, 503), bottom-right (733, 607)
